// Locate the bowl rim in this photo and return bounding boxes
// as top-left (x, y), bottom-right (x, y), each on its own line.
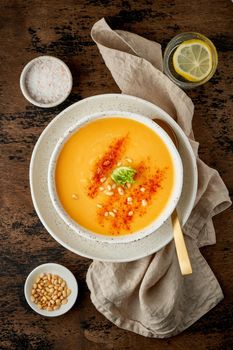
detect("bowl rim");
top-left (24, 263), bottom-right (78, 317)
top-left (48, 111), bottom-right (183, 244)
top-left (20, 55), bottom-right (73, 108)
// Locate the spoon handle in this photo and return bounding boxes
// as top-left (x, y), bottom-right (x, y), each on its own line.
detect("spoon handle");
top-left (171, 210), bottom-right (192, 275)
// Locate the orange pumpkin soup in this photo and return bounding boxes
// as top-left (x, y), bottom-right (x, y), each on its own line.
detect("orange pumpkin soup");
top-left (55, 117), bottom-right (174, 236)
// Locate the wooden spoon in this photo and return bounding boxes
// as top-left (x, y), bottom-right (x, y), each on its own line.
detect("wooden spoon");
top-left (153, 118), bottom-right (192, 275)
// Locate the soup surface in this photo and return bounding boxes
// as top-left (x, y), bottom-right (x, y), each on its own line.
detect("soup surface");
top-left (55, 117), bottom-right (174, 236)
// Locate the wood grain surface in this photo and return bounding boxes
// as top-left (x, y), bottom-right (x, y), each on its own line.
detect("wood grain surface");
top-left (0, 0), bottom-right (232, 349)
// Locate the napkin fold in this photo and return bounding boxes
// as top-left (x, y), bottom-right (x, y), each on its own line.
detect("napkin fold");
top-left (86, 18), bottom-right (231, 338)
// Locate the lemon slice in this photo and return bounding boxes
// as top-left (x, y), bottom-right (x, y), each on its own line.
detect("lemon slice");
top-left (173, 39), bottom-right (212, 82)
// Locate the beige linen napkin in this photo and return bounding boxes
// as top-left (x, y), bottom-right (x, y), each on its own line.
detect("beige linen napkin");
top-left (86, 18), bottom-right (231, 338)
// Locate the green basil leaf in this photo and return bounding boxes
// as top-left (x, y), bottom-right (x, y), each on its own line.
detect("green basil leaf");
top-left (111, 166), bottom-right (137, 186)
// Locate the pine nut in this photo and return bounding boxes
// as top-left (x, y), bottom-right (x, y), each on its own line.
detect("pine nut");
top-left (107, 184), bottom-right (112, 191)
top-left (105, 191), bottom-right (114, 196)
top-left (141, 199), bottom-right (147, 207)
top-left (140, 187), bottom-right (145, 192)
top-left (117, 162), bottom-right (122, 166)
top-left (39, 273), bottom-right (45, 278)
top-left (30, 296), bottom-right (35, 302)
top-left (104, 211), bottom-right (109, 217)
top-left (126, 158), bottom-right (132, 163)
top-left (128, 211), bottom-right (133, 216)
top-left (99, 186), bottom-right (104, 191)
top-left (111, 183), bottom-right (116, 189)
top-left (96, 204), bottom-right (102, 208)
top-left (118, 187), bottom-right (124, 195)
top-left (109, 211), bottom-right (115, 217)
top-left (126, 183), bottom-right (131, 189)
top-left (100, 177), bottom-right (106, 183)
top-left (67, 289), bottom-right (72, 296)
top-left (72, 193), bottom-right (78, 200)
top-left (127, 197), bottom-right (132, 202)
top-left (62, 299), bottom-right (68, 305)
top-left (113, 209), bottom-right (117, 213)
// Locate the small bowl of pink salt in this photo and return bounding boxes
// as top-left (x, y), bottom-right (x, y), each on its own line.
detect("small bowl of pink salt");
top-left (20, 55), bottom-right (73, 108)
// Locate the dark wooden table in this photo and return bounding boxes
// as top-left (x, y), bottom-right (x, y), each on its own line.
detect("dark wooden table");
top-left (1, 0), bottom-right (232, 349)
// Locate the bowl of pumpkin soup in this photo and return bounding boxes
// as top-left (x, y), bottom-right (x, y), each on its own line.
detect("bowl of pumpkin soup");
top-left (48, 112), bottom-right (183, 243)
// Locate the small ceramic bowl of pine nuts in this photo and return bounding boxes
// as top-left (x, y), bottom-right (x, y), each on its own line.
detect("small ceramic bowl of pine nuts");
top-left (24, 263), bottom-right (78, 317)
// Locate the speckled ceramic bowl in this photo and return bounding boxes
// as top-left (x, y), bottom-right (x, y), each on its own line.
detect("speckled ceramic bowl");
top-left (20, 56), bottom-right (72, 108)
top-left (24, 263), bottom-right (78, 317)
top-left (48, 111), bottom-right (183, 244)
